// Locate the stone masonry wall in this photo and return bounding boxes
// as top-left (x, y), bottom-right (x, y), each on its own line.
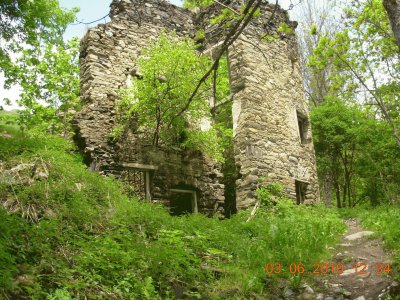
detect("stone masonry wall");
top-left (74, 0), bottom-right (225, 215)
top-left (75, 0), bottom-right (320, 214)
top-left (228, 3), bottom-right (320, 208)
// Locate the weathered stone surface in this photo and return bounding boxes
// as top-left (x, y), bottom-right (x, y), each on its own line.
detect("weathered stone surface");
top-left (345, 231), bottom-right (375, 241)
top-left (74, 0), bottom-right (320, 215)
top-left (1, 162), bottom-right (49, 185)
top-left (227, 3), bottom-right (320, 207)
top-left (74, 0), bottom-right (224, 215)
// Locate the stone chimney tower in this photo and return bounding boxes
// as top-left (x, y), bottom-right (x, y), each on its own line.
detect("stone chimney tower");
top-left (227, 3), bottom-right (320, 207)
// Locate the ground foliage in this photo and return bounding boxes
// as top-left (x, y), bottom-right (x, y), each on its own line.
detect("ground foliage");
top-left (0, 130), bottom-right (345, 299)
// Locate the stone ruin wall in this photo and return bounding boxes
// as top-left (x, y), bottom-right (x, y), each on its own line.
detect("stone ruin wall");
top-left (74, 0), bottom-right (225, 215)
top-left (226, 4), bottom-right (320, 207)
top-left (74, 0), bottom-right (320, 214)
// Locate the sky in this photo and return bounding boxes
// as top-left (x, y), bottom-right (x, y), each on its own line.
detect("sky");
top-left (0, 0), bottom-right (296, 110)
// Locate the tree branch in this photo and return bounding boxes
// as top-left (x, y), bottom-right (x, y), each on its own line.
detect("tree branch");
top-left (167, 0), bottom-right (264, 128)
top-left (333, 50), bottom-right (400, 148)
top-left (213, 0), bottom-right (240, 15)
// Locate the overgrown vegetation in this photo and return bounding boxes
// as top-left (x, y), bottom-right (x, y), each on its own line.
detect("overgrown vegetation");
top-left (114, 33), bottom-right (230, 162)
top-left (306, 0), bottom-right (400, 207)
top-left (1, 0), bottom-right (79, 137)
top-left (0, 130), bottom-right (345, 299)
top-left (2, 0), bottom-right (400, 298)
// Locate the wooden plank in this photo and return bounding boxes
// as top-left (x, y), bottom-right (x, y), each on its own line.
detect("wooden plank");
top-left (193, 192), bottom-right (198, 213)
top-left (294, 178), bottom-right (310, 184)
top-left (145, 171), bottom-right (151, 201)
top-left (122, 162), bottom-right (158, 171)
top-left (170, 189), bottom-right (196, 194)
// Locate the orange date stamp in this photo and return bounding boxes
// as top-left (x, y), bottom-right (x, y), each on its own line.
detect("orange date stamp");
top-left (265, 262), bottom-right (391, 276)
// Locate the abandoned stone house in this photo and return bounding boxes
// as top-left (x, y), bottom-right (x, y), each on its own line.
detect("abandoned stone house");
top-left (74, 0), bottom-right (320, 216)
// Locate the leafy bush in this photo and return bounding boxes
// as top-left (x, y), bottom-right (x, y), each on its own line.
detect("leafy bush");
top-left (0, 210), bottom-right (19, 290)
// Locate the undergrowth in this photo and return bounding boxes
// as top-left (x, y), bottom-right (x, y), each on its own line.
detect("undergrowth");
top-left (0, 132), bottom-right (345, 299)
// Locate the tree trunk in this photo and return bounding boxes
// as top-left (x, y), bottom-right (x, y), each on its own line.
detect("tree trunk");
top-left (343, 167), bottom-right (352, 208)
top-left (342, 182), bottom-right (347, 208)
top-left (383, 0), bottom-right (400, 49)
top-left (346, 173), bottom-right (352, 207)
top-left (334, 181), bottom-right (341, 208)
top-left (323, 176), bottom-right (332, 208)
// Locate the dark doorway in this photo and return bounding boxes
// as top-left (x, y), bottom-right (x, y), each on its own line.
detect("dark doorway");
top-left (169, 189), bottom-right (197, 216)
top-left (295, 180), bottom-right (307, 204)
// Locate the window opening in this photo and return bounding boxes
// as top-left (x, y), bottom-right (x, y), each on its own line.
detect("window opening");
top-left (169, 189), bottom-right (198, 216)
top-left (121, 163), bottom-right (158, 200)
top-left (296, 112), bottom-right (308, 144)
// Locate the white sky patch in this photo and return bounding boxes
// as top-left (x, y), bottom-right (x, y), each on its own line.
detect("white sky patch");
top-left (200, 117), bottom-right (212, 131)
top-left (0, 75), bottom-right (21, 110)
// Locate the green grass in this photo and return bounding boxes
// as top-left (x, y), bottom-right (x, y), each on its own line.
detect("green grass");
top-left (0, 132), bottom-right (346, 299)
top-left (0, 110), bottom-right (21, 136)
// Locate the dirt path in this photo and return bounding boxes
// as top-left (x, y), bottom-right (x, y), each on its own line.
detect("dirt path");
top-left (291, 219), bottom-right (398, 300)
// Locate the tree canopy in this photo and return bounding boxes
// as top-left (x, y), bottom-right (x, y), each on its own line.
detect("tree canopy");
top-left (0, 0), bottom-right (79, 136)
top-left (0, 0), bottom-right (77, 85)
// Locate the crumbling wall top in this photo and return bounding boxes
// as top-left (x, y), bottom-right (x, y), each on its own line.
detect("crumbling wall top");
top-left (109, 0), bottom-right (194, 33)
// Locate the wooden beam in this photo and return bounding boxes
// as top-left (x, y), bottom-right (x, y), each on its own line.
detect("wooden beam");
top-left (145, 171), bottom-right (151, 201)
top-left (122, 162), bottom-right (158, 171)
top-left (170, 189), bottom-right (196, 194)
top-left (193, 192), bottom-right (198, 213)
top-left (294, 178), bottom-right (310, 184)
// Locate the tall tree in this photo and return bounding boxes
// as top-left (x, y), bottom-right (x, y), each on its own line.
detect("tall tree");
top-left (309, 0), bottom-right (400, 206)
top-left (14, 38), bottom-right (80, 136)
top-left (309, 0), bottom-right (400, 148)
top-left (0, 0), bottom-right (77, 85)
top-left (114, 33), bottom-right (224, 161)
top-left (295, 0), bottom-right (339, 107)
top-left (0, 1), bottom-right (79, 135)
top-left (312, 98), bottom-right (400, 207)
top-left (311, 98), bottom-right (363, 208)
top-left (383, 0), bottom-right (400, 48)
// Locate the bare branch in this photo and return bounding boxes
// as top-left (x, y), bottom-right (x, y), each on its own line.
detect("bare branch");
top-left (168, 0), bottom-right (265, 127)
top-left (213, 0), bottom-right (240, 15)
top-left (211, 94), bottom-right (233, 114)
